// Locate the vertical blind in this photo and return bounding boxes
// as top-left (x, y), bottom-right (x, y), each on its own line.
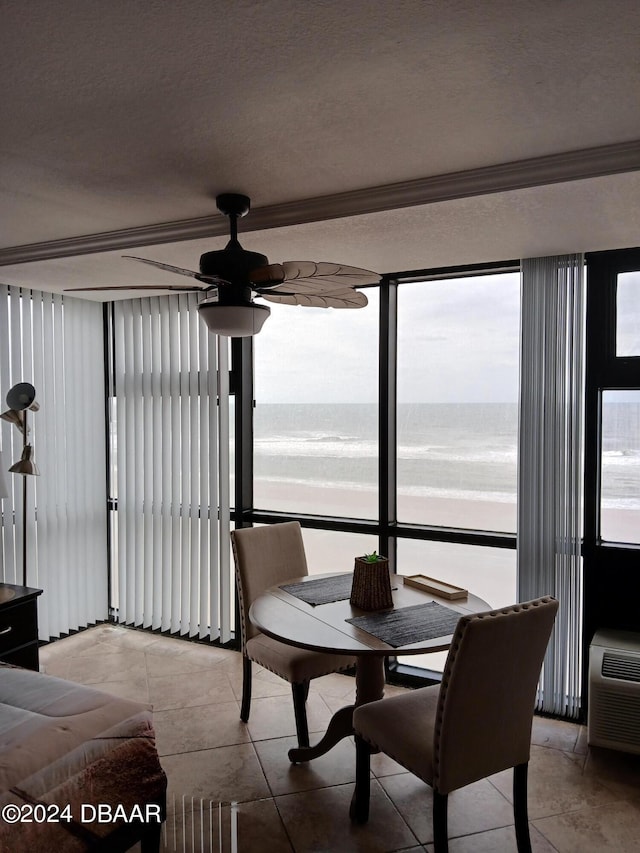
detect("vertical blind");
top-left (112, 294), bottom-right (230, 640)
top-left (518, 254), bottom-right (585, 718)
top-left (0, 285), bottom-right (108, 639)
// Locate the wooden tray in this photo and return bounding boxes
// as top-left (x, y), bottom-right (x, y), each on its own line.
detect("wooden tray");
top-left (403, 574), bottom-right (468, 600)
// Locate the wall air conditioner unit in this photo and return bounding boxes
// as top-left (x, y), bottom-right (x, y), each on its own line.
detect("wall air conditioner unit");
top-left (588, 629), bottom-right (640, 754)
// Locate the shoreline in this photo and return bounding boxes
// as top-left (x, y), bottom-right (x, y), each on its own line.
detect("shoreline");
top-left (253, 478), bottom-right (639, 542)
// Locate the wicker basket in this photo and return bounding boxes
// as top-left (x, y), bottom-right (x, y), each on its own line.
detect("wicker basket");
top-left (350, 556), bottom-right (393, 611)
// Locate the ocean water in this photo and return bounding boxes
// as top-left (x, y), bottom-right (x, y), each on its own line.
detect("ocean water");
top-left (253, 401), bottom-right (640, 510)
top-left (253, 403), bottom-right (517, 501)
top-left (601, 400), bottom-right (640, 509)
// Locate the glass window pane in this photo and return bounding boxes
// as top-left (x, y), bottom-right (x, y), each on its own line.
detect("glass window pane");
top-left (395, 538), bottom-right (516, 672)
top-left (616, 272), bottom-right (640, 356)
top-left (254, 290), bottom-right (379, 518)
top-left (302, 528), bottom-right (379, 577)
top-left (397, 274), bottom-right (520, 532)
top-left (600, 391), bottom-right (640, 543)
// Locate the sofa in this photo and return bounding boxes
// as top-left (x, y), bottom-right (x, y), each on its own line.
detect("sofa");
top-left (0, 663), bottom-right (167, 852)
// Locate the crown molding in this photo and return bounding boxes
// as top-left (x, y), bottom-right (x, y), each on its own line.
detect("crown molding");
top-left (2, 140), bottom-right (640, 267)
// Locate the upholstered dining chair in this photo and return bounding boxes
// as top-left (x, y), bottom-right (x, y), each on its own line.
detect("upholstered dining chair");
top-left (230, 521), bottom-right (357, 748)
top-left (351, 596), bottom-right (559, 853)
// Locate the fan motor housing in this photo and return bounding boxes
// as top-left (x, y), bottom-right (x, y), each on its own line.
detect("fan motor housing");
top-left (199, 247), bottom-right (268, 282)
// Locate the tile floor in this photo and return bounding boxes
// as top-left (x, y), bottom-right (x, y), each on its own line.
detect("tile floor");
top-left (40, 625), bottom-right (640, 852)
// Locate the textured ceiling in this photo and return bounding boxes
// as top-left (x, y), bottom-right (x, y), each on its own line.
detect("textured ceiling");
top-left (1, 0), bottom-right (640, 295)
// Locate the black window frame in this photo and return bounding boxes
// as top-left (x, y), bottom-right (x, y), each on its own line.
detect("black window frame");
top-left (583, 247), bottom-right (640, 703)
top-left (231, 260), bottom-right (520, 683)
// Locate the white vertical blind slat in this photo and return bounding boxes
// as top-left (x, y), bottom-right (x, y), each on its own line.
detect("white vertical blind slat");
top-left (132, 301), bottom-right (145, 626)
top-left (178, 296), bottom-right (191, 635)
top-left (217, 338), bottom-right (231, 643)
top-left (112, 295), bottom-right (227, 639)
top-left (123, 301), bottom-right (137, 625)
top-left (0, 289), bottom-right (16, 587)
top-left (150, 298), bottom-right (164, 630)
top-left (518, 254), bottom-right (585, 718)
top-left (0, 287), bottom-right (107, 638)
top-left (169, 303), bottom-right (181, 633)
top-left (141, 298), bottom-right (154, 627)
top-left (160, 299), bottom-right (172, 631)
top-left (9, 288), bottom-right (24, 579)
top-left (188, 304), bottom-right (200, 637)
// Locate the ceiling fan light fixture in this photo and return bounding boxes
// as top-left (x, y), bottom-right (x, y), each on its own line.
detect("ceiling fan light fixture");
top-left (197, 301), bottom-right (271, 337)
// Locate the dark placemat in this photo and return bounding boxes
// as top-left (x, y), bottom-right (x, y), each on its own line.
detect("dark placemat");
top-left (346, 600), bottom-right (462, 648)
top-left (281, 573), bottom-right (354, 606)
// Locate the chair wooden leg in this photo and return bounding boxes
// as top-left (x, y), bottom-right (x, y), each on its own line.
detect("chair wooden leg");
top-left (433, 790), bottom-right (449, 853)
top-left (240, 655), bottom-right (252, 722)
top-left (350, 735), bottom-right (371, 823)
top-left (513, 762), bottom-right (532, 853)
top-left (292, 681), bottom-right (310, 747)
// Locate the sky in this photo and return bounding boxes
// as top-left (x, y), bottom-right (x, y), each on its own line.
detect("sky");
top-left (254, 272), bottom-right (521, 404)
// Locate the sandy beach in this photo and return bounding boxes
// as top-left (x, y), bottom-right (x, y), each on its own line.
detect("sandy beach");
top-left (254, 477), bottom-right (639, 544)
top-left (254, 478), bottom-right (518, 532)
top-left (253, 476), bottom-right (638, 611)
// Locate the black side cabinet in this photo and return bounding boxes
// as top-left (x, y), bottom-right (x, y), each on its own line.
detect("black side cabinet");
top-left (0, 583), bottom-right (43, 671)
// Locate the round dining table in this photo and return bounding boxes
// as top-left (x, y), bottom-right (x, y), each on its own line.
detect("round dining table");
top-left (249, 572), bottom-right (490, 763)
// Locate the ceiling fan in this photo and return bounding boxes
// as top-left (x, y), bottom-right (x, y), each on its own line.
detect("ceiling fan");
top-left (71, 193), bottom-right (380, 337)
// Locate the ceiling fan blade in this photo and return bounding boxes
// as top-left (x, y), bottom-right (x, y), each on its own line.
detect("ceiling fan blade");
top-left (250, 261), bottom-right (380, 289)
top-left (65, 284), bottom-right (208, 293)
top-left (123, 256), bottom-right (202, 278)
top-left (254, 276), bottom-right (365, 298)
top-left (260, 289), bottom-right (368, 308)
top-left (123, 255), bottom-right (228, 287)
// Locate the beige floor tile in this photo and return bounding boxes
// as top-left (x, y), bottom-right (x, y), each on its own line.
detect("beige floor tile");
top-left (161, 743), bottom-right (271, 806)
top-left (276, 779), bottom-right (419, 852)
top-left (228, 664), bottom-right (293, 702)
top-left (380, 774), bottom-right (515, 845)
top-left (255, 734), bottom-right (357, 796)
top-left (382, 683), bottom-right (413, 698)
top-left (574, 725), bottom-right (589, 755)
top-left (370, 750), bottom-right (409, 779)
top-left (154, 700), bottom-right (249, 756)
top-left (148, 667), bottom-right (238, 711)
top-left (100, 625), bottom-right (161, 650)
top-left (39, 655), bottom-right (71, 679)
top-left (245, 692), bottom-right (333, 742)
top-left (42, 635), bottom-right (117, 659)
top-left (429, 823), bottom-right (556, 853)
top-left (78, 624), bottom-right (161, 649)
top-left (534, 799), bottom-right (640, 852)
top-left (64, 648), bottom-right (148, 684)
top-left (89, 677), bottom-right (151, 703)
top-left (531, 716), bottom-right (581, 752)
top-left (320, 692), bottom-right (357, 715)
top-left (311, 671), bottom-right (358, 699)
top-left (582, 745), bottom-right (640, 801)
top-left (490, 744), bottom-right (620, 820)
top-left (145, 644), bottom-right (233, 677)
top-left (148, 633), bottom-right (235, 655)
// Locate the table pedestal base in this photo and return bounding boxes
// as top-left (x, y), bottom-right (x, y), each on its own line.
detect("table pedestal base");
top-left (288, 655), bottom-right (385, 763)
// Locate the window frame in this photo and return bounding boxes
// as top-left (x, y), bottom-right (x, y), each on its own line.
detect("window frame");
top-left (232, 260), bottom-right (520, 681)
top-left (583, 248), bottom-right (640, 706)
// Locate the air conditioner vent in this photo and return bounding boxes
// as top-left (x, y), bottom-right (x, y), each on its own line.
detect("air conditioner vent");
top-left (589, 630), bottom-right (640, 755)
top-left (602, 652), bottom-right (640, 683)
